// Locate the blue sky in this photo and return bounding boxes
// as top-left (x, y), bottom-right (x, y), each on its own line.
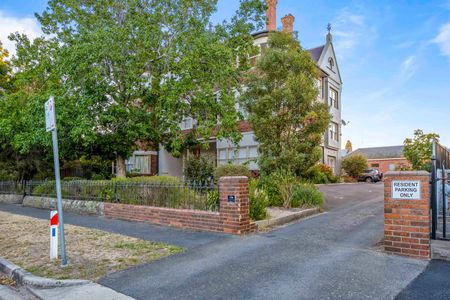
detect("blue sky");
top-left (1, 0), bottom-right (450, 150)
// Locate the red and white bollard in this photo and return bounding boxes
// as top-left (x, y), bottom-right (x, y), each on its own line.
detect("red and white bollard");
top-left (50, 211), bottom-right (58, 260)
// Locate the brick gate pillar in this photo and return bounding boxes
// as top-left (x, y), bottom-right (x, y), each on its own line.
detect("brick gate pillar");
top-left (384, 171), bottom-right (430, 259)
top-left (218, 176), bottom-right (256, 234)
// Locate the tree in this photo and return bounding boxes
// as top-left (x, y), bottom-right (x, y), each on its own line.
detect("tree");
top-left (403, 129), bottom-right (439, 171)
top-left (0, 41), bottom-right (12, 95)
top-left (341, 154), bottom-right (368, 179)
top-left (345, 140), bottom-right (353, 153)
top-left (1, 0), bottom-right (266, 178)
top-left (241, 31), bottom-right (331, 177)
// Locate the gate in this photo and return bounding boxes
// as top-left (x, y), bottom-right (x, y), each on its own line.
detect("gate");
top-left (431, 139), bottom-right (450, 240)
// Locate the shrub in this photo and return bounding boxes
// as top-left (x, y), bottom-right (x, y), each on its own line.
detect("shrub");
top-left (184, 156), bottom-right (214, 182)
top-left (291, 183), bottom-right (324, 208)
top-left (249, 179), bottom-right (268, 220)
top-left (214, 164), bottom-right (251, 181)
top-left (206, 189), bottom-right (219, 211)
top-left (259, 174), bottom-right (282, 207)
top-left (342, 154), bottom-right (368, 179)
top-left (305, 163), bottom-right (339, 184)
top-left (261, 171), bottom-right (297, 209)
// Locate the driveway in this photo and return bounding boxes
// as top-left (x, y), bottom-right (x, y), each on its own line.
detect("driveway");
top-left (98, 182), bottom-right (428, 299)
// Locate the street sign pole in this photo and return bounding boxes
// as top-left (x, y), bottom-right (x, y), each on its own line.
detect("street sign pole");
top-left (45, 96), bottom-right (67, 266)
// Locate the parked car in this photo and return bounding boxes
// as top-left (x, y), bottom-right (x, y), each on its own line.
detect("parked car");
top-left (358, 169), bottom-right (382, 183)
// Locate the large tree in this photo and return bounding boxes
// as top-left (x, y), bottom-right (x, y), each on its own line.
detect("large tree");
top-left (241, 31), bottom-right (331, 177)
top-left (0, 41), bottom-right (12, 95)
top-left (404, 129), bottom-right (439, 171)
top-left (1, 0), bottom-right (266, 178)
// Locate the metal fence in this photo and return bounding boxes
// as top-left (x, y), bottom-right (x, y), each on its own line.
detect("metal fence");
top-left (1, 180), bottom-right (218, 212)
top-left (0, 181), bottom-right (23, 195)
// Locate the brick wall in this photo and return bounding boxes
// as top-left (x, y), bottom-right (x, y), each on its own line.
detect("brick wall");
top-left (368, 158), bottom-right (411, 174)
top-left (104, 176), bottom-right (256, 235)
top-left (384, 171), bottom-right (430, 259)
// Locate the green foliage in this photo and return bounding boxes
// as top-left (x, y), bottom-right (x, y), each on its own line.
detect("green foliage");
top-left (0, 0), bottom-right (266, 178)
top-left (342, 154), bottom-right (368, 179)
top-left (206, 189), bottom-right (219, 211)
top-left (214, 164), bottom-right (251, 181)
top-left (0, 41), bottom-right (12, 95)
top-left (248, 179), bottom-right (268, 220)
top-left (241, 31), bottom-right (331, 177)
top-left (403, 129), bottom-right (439, 171)
top-left (305, 163), bottom-right (339, 184)
top-left (291, 183), bottom-right (324, 208)
top-left (184, 156), bottom-right (214, 182)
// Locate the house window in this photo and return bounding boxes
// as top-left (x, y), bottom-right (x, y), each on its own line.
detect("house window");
top-left (329, 88), bottom-right (338, 109)
top-left (371, 163), bottom-right (380, 169)
top-left (329, 122), bottom-right (339, 141)
top-left (315, 78), bottom-right (323, 99)
top-left (126, 155), bottom-right (152, 174)
top-left (249, 43), bottom-right (268, 66)
top-left (180, 117), bottom-right (193, 130)
top-left (218, 146), bottom-right (258, 167)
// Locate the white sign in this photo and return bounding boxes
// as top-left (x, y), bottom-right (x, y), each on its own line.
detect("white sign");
top-left (45, 97), bottom-right (56, 132)
top-left (392, 180), bottom-right (421, 200)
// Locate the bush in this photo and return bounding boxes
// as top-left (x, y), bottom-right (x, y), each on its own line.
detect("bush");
top-left (291, 183), bottom-right (324, 208)
top-left (249, 179), bottom-right (268, 220)
top-left (342, 154), bottom-right (368, 179)
top-left (184, 156), bottom-right (214, 182)
top-left (214, 164), bottom-right (251, 181)
top-left (305, 163), bottom-right (339, 184)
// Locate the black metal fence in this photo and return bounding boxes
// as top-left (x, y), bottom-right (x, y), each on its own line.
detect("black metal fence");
top-left (0, 179), bottom-right (218, 212)
top-left (431, 139), bottom-right (450, 240)
top-left (0, 181), bottom-right (24, 195)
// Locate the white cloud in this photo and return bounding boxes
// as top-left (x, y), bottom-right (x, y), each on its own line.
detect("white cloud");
top-left (0, 11), bottom-right (41, 57)
top-left (400, 55), bottom-right (417, 81)
top-left (433, 23), bottom-right (450, 57)
top-left (331, 8), bottom-right (377, 57)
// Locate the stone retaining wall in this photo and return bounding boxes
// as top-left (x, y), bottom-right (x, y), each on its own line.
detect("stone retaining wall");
top-left (22, 196), bottom-right (104, 216)
top-left (0, 194), bottom-right (24, 204)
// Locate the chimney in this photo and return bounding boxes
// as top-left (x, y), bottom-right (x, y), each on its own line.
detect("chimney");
top-left (266, 0), bottom-right (277, 31)
top-left (281, 14), bottom-right (295, 35)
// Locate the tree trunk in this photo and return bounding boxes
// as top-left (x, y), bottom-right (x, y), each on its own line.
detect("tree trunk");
top-left (116, 155), bottom-right (127, 178)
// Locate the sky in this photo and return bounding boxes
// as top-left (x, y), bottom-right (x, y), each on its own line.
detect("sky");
top-left (1, 0), bottom-right (450, 150)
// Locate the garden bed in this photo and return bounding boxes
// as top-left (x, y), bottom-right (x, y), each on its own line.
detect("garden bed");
top-left (0, 211), bottom-right (182, 281)
top-left (255, 206), bottom-right (321, 230)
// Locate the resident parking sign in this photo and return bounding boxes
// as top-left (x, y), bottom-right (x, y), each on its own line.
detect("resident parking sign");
top-left (392, 180), bottom-right (421, 200)
top-left (45, 97), bottom-right (56, 132)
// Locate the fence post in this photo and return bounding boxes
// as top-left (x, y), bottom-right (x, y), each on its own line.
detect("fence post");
top-left (218, 176), bottom-right (256, 235)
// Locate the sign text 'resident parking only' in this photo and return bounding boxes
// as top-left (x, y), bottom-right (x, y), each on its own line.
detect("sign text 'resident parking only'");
top-left (392, 180), bottom-right (421, 200)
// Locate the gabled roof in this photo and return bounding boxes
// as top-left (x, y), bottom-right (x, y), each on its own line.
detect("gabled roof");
top-left (307, 45), bottom-right (325, 62)
top-left (348, 146), bottom-right (405, 159)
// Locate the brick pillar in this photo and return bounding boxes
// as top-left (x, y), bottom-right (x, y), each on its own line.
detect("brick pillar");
top-left (266, 0), bottom-right (277, 31)
top-left (219, 176), bottom-right (256, 234)
top-left (384, 171), bottom-right (431, 259)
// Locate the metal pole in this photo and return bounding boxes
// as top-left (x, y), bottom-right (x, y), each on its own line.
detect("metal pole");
top-left (51, 122), bottom-right (67, 266)
top-left (431, 139), bottom-right (437, 239)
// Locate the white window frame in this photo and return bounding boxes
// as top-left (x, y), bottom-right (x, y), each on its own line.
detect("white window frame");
top-left (329, 88), bottom-right (338, 109)
top-left (329, 122), bottom-right (339, 142)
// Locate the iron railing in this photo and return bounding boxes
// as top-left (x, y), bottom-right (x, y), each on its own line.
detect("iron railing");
top-left (0, 181), bottom-right (23, 195)
top-left (1, 179), bottom-right (219, 212)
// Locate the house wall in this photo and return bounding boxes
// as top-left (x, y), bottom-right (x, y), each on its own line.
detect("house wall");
top-left (158, 146), bottom-right (183, 177)
top-left (368, 158), bottom-right (411, 174)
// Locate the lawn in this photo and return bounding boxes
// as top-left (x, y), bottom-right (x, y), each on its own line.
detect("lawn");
top-left (0, 211), bottom-right (183, 281)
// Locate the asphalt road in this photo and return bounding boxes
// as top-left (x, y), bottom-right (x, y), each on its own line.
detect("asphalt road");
top-left (97, 182), bottom-right (428, 300)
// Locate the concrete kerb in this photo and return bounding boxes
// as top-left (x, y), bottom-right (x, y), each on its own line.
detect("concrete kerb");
top-left (0, 257), bottom-right (90, 288)
top-left (255, 207), bottom-right (320, 229)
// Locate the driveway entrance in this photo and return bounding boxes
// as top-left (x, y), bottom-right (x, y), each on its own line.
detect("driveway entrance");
top-left (99, 183), bottom-right (427, 300)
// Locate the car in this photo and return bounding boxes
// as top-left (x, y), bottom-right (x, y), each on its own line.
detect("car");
top-left (358, 169), bottom-right (382, 183)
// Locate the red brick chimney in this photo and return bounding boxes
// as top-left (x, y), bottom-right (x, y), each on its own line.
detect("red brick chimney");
top-left (266, 0), bottom-right (277, 31)
top-left (281, 14), bottom-right (295, 35)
